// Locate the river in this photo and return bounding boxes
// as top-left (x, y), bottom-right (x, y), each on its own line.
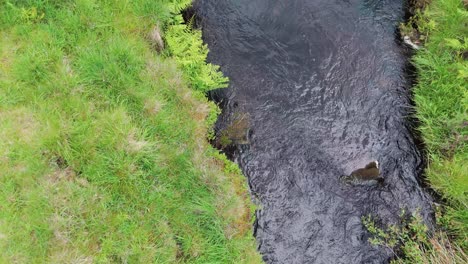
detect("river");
top-left (194, 0), bottom-right (433, 263)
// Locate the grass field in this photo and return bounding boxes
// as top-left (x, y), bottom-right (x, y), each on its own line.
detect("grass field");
top-left (0, 0), bottom-right (261, 262)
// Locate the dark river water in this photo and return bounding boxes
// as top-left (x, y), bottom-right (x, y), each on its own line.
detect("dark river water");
top-left (193, 0), bottom-right (434, 263)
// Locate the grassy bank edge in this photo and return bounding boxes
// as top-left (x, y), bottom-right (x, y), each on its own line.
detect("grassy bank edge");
top-left (411, 0), bottom-right (467, 250)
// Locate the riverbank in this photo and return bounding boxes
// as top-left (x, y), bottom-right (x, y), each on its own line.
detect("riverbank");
top-left (0, 1), bottom-right (261, 262)
top-left (413, 0), bottom-right (467, 248)
top-left (397, 0), bottom-right (467, 261)
top-left (362, 1), bottom-right (467, 262)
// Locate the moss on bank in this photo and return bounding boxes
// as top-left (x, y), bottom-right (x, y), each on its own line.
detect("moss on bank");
top-left (0, 0), bottom-right (261, 262)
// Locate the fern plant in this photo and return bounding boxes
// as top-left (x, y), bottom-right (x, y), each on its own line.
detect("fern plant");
top-left (165, 13), bottom-right (228, 92)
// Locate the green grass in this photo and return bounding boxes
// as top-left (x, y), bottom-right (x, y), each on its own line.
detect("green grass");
top-left (0, 0), bottom-right (261, 262)
top-left (411, 0), bottom-right (468, 250)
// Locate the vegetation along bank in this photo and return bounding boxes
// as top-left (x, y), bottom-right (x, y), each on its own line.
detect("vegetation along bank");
top-left (364, 0), bottom-right (467, 262)
top-left (412, 0), bottom-right (467, 256)
top-left (0, 0), bottom-right (262, 262)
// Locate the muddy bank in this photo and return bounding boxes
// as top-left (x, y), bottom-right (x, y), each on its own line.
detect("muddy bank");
top-left (194, 0), bottom-right (434, 263)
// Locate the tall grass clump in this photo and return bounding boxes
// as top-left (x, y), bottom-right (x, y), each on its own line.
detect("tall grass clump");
top-left (0, 0), bottom-right (261, 262)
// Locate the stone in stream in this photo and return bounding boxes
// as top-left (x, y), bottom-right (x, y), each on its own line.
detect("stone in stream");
top-left (340, 161), bottom-right (384, 186)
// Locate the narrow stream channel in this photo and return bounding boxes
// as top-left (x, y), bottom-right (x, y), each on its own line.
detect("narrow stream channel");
top-left (194, 0), bottom-right (434, 263)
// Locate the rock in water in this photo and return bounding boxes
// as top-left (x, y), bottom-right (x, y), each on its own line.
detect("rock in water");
top-left (341, 161), bottom-right (384, 186)
top-left (403, 36), bottom-right (421, 50)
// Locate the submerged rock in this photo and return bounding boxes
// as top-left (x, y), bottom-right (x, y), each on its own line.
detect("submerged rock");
top-left (215, 111), bottom-right (251, 149)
